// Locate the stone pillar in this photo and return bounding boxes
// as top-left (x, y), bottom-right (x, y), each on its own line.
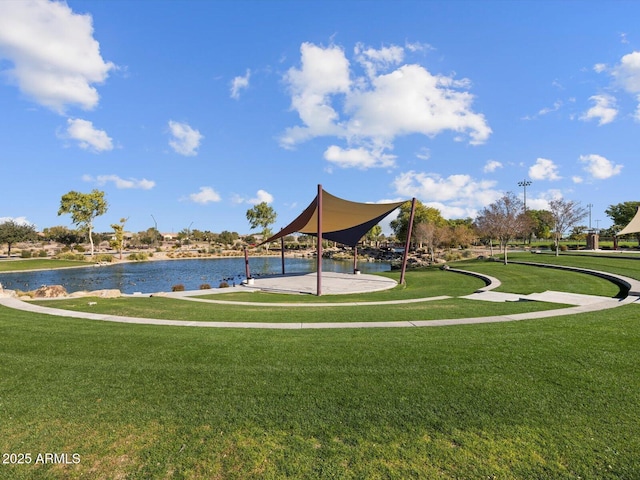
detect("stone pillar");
top-left (586, 232), bottom-right (599, 250)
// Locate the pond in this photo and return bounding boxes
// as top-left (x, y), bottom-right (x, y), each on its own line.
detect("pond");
top-left (0, 257), bottom-right (391, 294)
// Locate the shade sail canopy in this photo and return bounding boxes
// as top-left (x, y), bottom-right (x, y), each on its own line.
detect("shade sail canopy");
top-left (617, 207), bottom-right (640, 236)
top-left (260, 189), bottom-right (407, 247)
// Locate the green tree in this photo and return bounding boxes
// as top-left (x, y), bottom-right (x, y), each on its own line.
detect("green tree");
top-left (138, 227), bottom-right (161, 247)
top-left (390, 200), bottom-right (445, 243)
top-left (246, 202), bottom-right (277, 243)
top-left (526, 209), bottom-right (554, 242)
top-left (606, 201), bottom-right (640, 244)
top-left (548, 199), bottom-right (588, 256)
top-left (474, 192), bottom-right (527, 265)
top-left (58, 190), bottom-right (108, 258)
top-left (0, 220), bottom-right (37, 257)
top-left (365, 225), bottom-right (382, 246)
top-left (42, 225), bottom-right (84, 249)
top-left (218, 230), bottom-right (239, 247)
top-left (110, 218), bottom-right (128, 260)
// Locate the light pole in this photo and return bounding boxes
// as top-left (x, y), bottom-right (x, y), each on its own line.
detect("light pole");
top-left (587, 203), bottom-right (593, 230)
top-left (151, 214), bottom-right (158, 248)
top-left (518, 179), bottom-right (532, 211)
top-left (187, 221), bottom-right (194, 247)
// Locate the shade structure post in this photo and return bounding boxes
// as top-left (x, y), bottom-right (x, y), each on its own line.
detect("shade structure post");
top-left (243, 246), bottom-right (251, 280)
top-left (399, 198), bottom-right (416, 286)
top-left (317, 184), bottom-right (323, 296)
top-left (281, 235), bottom-right (285, 275)
top-left (353, 245), bottom-right (358, 273)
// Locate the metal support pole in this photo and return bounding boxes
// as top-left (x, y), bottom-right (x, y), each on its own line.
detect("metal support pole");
top-left (317, 184), bottom-right (323, 296)
top-left (399, 198), bottom-right (416, 286)
top-left (281, 236), bottom-right (285, 275)
top-left (244, 246), bottom-right (251, 280)
top-left (353, 246), bottom-right (358, 273)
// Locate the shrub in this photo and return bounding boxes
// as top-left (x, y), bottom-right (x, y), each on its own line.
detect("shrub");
top-left (171, 284), bottom-right (185, 292)
top-left (55, 253), bottom-right (86, 261)
top-left (38, 250), bottom-right (48, 257)
top-left (94, 254), bottom-right (113, 263)
top-left (218, 281), bottom-right (229, 288)
top-left (127, 252), bottom-right (148, 261)
top-left (75, 245), bottom-right (85, 253)
top-left (20, 250), bottom-right (32, 258)
top-left (199, 283), bottom-right (211, 290)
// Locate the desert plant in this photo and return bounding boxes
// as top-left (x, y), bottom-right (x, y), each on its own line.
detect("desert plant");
top-left (171, 284), bottom-right (185, 292)
top-left (218, 281), bottom-right (229, 288)
top-left (199, 283), bottom-right (212, 290)
top-left (55, 252), bottom-right (86, 261)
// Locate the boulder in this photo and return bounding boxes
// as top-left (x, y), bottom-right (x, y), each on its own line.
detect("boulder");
top-left (33, 285), bottom-right (68, 298)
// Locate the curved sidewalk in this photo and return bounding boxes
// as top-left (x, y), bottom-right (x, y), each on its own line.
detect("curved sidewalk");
top-left (0, 295), bottom-right (636, 329)
top-left (1, 264), bottom-right (638, 329)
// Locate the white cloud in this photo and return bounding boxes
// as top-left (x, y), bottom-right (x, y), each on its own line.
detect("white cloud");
top-left (354, 43), bottom-right (404, 78)
top-left (613, 51), bottom-right (640, 93)
top-left (83, 174), bottom-right (155, 190)
top-left (0, 216), bottom-right (32, 226)
top-left (580, 94), bottom-right (618, 125)
top-left (344, 63), bottom-right (491, 145)
top-left (230, 69), bottom-right (250, 99)
top-left (538, 100), bottom-right (563, 116)
top-left (483, 160), bottom-right (503, 173)
top-left (529, 158), bottom-right (561, 181)
top-left (168, 121), bottom-right (203, 156)
top-left (579, 154), bottom-right (622, 179)
top-left (65, 118), bottom-right (113, 152)
top-left (189, 187), bottom-right (221, 204)
top-left (280, 42), bottom-right (351, 148)
top-left (526, 190), bottom-right (563, 211)
top-left (415, 147), bottom-right (431, 160)
top-left (280, 42), bottom-right (491, 166)
top-left (392, 170), bottom-right (501, 218)
top-left (324, 145), bottom-right (395, 169)
top-left (0, 0), bottom-right (115, 113)
top-left (593, 63), bottom-right (607, 74)
top-left (232, 189), bottom-right (274, 205)
top-left (572, 176), bottom-right (584, 184)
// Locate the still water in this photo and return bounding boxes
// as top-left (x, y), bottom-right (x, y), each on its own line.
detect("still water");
top-left (0, 257), bottom-right (391, 294)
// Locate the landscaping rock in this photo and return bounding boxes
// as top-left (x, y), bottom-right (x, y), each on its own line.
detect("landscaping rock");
top-left (33, 285), bottom-right (68, 298)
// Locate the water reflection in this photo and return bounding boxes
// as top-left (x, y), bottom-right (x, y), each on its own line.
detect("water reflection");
top-left (0, 257), bottom-right (390, 294)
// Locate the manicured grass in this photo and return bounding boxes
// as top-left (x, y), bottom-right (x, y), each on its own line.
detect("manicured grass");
top-left (0, 258), bottom-right (88, 272)
top-left (3, 254), bottom-right (640, 478)
top-left (508, 251), bottom-right (640, 281)
top-left (32, 295), bottom-right (566, 323)
top-left (451, 259), bottom-right (621, 297)
top-left (1, 305), bottom-right (639, 479)
top-left (30, 259), bottom-right (620, 322)
top-left (198, 268), bottom-right (485, 303)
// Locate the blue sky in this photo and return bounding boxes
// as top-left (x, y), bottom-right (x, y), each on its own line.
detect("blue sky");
top-left (1, 0), bottom-right (639, 236)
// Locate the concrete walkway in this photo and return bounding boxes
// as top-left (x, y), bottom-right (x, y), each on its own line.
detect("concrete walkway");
top-left (0, 265), bottom-right (638, 329)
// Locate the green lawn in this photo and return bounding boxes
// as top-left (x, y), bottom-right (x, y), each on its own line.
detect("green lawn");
top-left (0, 258), bottom-right (88, 272)
top-left (2, 254), bottom-right (640, 478)
top-left (1, 305), bottom-right (638, 479)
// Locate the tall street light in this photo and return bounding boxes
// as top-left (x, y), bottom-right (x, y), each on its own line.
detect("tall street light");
top-left (587, 203), bottom-right (593, 230)
top-left (518, 179), bottom-right (532, 211)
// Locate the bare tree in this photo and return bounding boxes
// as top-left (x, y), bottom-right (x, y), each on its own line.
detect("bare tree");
top-left (474, 192), bottom-right (527, 265)
top-left (548, 199), bottom-right (588, 256)
top-left (414, 223), bottom-right (451, 262)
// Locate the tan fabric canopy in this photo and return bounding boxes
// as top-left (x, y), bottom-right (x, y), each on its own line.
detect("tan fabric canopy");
top-left (260, 188), bottom-right (407, 247)
top-left (617, 207), bottom-right (640, 236)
